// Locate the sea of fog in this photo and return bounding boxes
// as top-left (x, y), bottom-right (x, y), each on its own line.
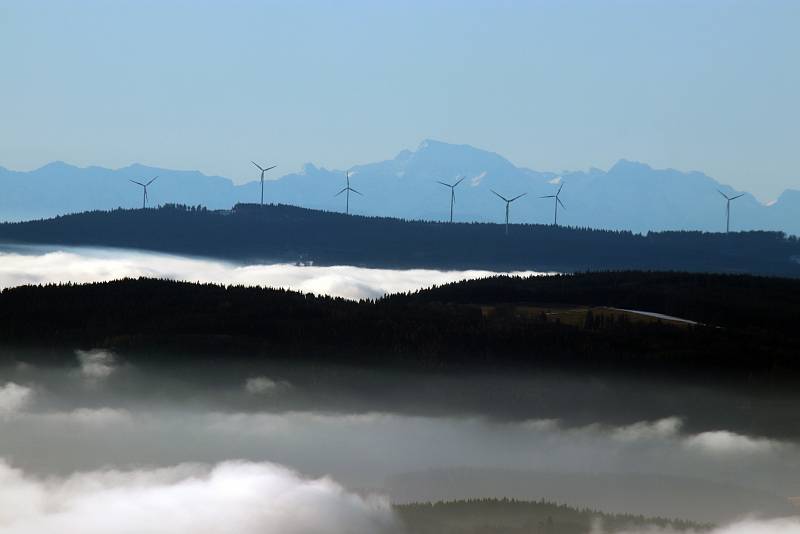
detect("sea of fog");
top-left (0, 243), bottom-right (550, 299)
top-left (0, 352), bottom-right (798, 532)
top-left (0, 244), bottom-right (798, 533)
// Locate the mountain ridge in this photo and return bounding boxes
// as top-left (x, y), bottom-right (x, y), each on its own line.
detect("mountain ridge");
top-left (1, 203), bottom-right (797, 277)
top-left (1, 140), bottom-right (797, 234)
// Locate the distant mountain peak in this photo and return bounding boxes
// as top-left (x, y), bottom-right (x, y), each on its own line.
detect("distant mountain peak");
top-left (415, 138), bottom-right (472, 152)
top-left (400, 139), bottom-right (518, 174)
top-left (300, 163), bottom-right (319, 175)
top-left (2, 141), bottom-right (799, 235)
top-left (37, 161), bottom-right (76, 172)
top-left (417, 139), bottom-right (435, 151)
top-left (395, 149), bottom-right (414, 162)
top-left (415, 138), bottom-right (492, 155)
top-left (609, 159), bottom-right (653, 174)
top-left (775, 189), bottom-right (800, 205)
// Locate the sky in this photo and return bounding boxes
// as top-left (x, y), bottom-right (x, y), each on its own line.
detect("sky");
top-left (1, 0), bottom-right (798, 201)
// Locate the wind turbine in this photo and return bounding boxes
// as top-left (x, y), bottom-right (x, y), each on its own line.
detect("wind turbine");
top-left (129, 176), bottom-right (158, 209)
top-left (251, 161), bottom-right (277, 206)
top-left (491, 190), bottom-right (527, 235)
top-left (336, 171), bottom-right (362, 215)
top-left (437, 176), bottom-right (465, 223)
top-left (540, 183), bottom-right (566, 225)
top-left (718, 190), bottom-right (744, 233)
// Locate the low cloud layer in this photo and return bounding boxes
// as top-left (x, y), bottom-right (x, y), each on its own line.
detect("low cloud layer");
top-left (0, 404), bottom-right (797, 523)
top-left (609, 417), bottom-right (781, 456)
top-left (0, 359), bottom-right (797, 521)
top-left (1, 357), bottom-right (798, 524)
top-left (0, 459), bottom-right (397, 534)
top-left (75, 350), bottom-right (116, 381)
top-left (245, 376), bottom-right (291, 395)
top-left (0, 245), bottom-right (547, 299)
top-left (0, 383), bottom-right (32, 418)
top-left (605, 516), bottom-right (800, 533)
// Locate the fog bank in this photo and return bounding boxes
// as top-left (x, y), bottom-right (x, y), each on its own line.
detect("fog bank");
top-left (0, 459), bottom-right (397, 534)
top-left (607, 516), bottom-right (800, 534)
top-left (0, 245), bottom-right (547, 299)
top-left (1, 361), bottom-right (799, 523)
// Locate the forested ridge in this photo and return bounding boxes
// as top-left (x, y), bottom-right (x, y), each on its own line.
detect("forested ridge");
top-left (396, 498), bottom-right (705, 534)
top-left (1, 272), bottom-right (798, 383)
top-left (0, 203), bottom-right (798, 275)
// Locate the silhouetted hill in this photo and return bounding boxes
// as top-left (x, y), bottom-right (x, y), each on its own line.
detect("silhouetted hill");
top-left (396, 498), bottom-right (704, 534)
top-left (0, 204), bottom-right (798, 276)
top-left (2, 140), bottom-right (799, 233)
top-left (1, 273), bottom-right (799, 385)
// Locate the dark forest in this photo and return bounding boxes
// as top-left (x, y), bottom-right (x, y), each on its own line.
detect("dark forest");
top-left (1, 271), bottom-right (798, 385)
top-left (0, 204), bottom-right (798, 276)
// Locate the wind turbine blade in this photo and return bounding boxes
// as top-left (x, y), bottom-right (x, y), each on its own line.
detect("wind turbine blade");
top-left (491, 190), bottom-right (508, 202)
top-left (509, 193), bottom-right (527, 202)
top-left (335, 188), bottom-right (347, 196)
top-left (717, 189), bottom-right (730, 200)
top-left (264, 165), bottom-right (277, 172)
top-left (558, 198), bottom-right (566, 209)
top-left (557, 183), bottom-right (564, 195)
top-left (350, 188), bottom-right (363, 196)
top-left (731, 194), bottom-right (745, 200)
top-left (129, 180), bottom-right (145, 186)
top-left (251, 161), bottom-right (265, 171)
top-left (436, 181), bottom-right (451, 188)
top-left (146, 176), bottom-right (158, 186)
top-left (453, 176), bottom-right (465, 187)
top-left (540, 195), bottom-right (555, 199)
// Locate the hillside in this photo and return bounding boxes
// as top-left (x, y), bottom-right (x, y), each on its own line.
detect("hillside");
top-left (396, 499), bottom-right (704, 534)
top-left (0, 204), bottom-right (798, 276)
top-left (1, 273), bottom-right (799, 384)
top-left (1, 140), bottom-right (798, 234)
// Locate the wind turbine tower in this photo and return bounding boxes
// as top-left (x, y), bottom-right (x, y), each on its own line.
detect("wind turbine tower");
top-left (437, 176), bottom-right (465, 223)
top-left (491, 190), bottom-right (527, 235)
top-left (718, 190), bottom-right (744, 233)
top-left (336, 171), bottom-right (362, 215)
top-left (129, 176), bottom-right (158, 209)
top-left (251, 161), bottom-right (277, 206)
top-left (540, 183), bottom-right (566, 225)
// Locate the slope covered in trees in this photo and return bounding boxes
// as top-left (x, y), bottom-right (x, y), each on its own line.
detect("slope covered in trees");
top-left (396, 498), bottom-right (704, 534)
top-left (0, 272), bottom-right (798, 384)
top-left (0, 204), bottom-right (798, 276)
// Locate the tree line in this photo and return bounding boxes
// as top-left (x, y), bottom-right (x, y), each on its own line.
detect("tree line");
top-left (0, 203), bottom-right (797, 276)
top-left (0, 272), bottom-right (798, 384)
top-left (396, 498), bottom-right (704, 534)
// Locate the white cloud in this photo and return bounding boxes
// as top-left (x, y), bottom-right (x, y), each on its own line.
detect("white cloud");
top-left (0, 246), bottom-right (550, 300)
top-left (548, 176), bottom-right (563, 185)
top-left (244, 376), bottom-right (291, 395)
top-left (572, 417), bottom-right (782, 458)
top-left (603, 516), bottom-right (800, 533)
top-left (0, 383), bottom-right (33, 418)
top-left (612, 417), bottom-right (683, 442)
top-left (76, 350), bottom-right (116, 381)
top-left (683, 431), bottom-right (778, 456)
top-left (0, 459), bottom-right (397, 534)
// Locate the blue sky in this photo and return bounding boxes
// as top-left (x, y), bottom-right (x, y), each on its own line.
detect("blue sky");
top-left (1, 0), bottom-right (798, 200)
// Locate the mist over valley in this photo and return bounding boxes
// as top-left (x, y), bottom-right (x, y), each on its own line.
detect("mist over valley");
top-left (3, 1), bottom-right (799, 531)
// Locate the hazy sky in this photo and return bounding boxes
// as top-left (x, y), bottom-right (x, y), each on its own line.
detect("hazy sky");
top-left (1, 1), bottom-right (798, 200)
